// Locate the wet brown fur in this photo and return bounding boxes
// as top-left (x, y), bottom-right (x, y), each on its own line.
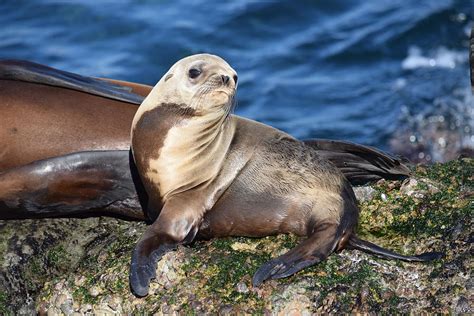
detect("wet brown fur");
top-left (200, 136), bottom-right (357, 241)
top-left (131, 103), bottom-right (197, 217)
top-left (0, 79), bottom-right (150, 171)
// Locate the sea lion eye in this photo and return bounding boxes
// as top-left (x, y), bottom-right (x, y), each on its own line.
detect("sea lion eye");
top-left (188, 68), bottom-right (201, 79)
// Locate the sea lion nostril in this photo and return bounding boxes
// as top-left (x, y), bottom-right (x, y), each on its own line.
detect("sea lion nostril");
top-left (233, 75), bottom-right (238, 85)
top-left (221, 75), bottom-right (230, 85)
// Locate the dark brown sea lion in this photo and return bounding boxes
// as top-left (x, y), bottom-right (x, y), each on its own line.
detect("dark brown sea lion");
top-left (0, 150), bottom-right (145, 220)
top-left (0, 60), bottom-right (148, 171)
top-left (0, 59), bottom-right (410, 221)
top-left (129, 53), bottom-right (442, 297)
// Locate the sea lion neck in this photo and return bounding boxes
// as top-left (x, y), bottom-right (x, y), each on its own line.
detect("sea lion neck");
top-left (132, 100), bottom-right (237, 201)
top-left (157, 110), bottom-right (236, 198)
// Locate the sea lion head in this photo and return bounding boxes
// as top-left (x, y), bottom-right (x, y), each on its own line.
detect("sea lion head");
top-left (137, 54), bottom-right (238, 118)
top-left (131, 54), bottom-right (240, 200)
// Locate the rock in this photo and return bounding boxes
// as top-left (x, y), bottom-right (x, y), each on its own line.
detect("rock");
top-left (353, 186), bottom-right (376, 202)
top-left (236, 281), bottom-right (249, 293)
top-left (219, 305), bottom-right (234, 314)
top-left (93, 306), bottom-right (117, 315)
top-left (455, 296), bottom-right (471, 314)
top-left (54, 294), bottom-right (68, 307)
top-left (79, 304), bottom-right (93, 314)
top-left (107, 295), bottom-right (122, 312)
top-left (89, 286), bottom-right (101, 297)
top-left (231, 242), bottom-right (258, 251)
top-left (46, 307), bottom-right (61, 316)
top-left (0, 159), bottom-right (472, 314)
top-left (400, 178), bottom-right (440, 198)
top-left (59, 299), bottom-right (74, 315)
top-left (271, 281), bottom-right (313, 315)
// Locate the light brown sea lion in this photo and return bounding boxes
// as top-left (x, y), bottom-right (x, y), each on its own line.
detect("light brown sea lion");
top-left (129, 53), bottom-right (442, 297)
top-left (0, 59), bottom-right (411, 220)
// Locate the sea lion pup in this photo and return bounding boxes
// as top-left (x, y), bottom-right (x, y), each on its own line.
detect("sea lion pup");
top-left (129, 53), bottom-right (442, 297)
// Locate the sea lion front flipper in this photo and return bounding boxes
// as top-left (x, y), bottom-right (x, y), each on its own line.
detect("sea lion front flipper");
top-left (252, 222), bottom-right (339, 287)
top-left (129, 196), bottom-right (203, 297)
top-left (0, 150), bottom-right (144, 220)
top-left (303, 139), bottom-right (411, 185)
top-left (0, 59), bottom-right (145, 104)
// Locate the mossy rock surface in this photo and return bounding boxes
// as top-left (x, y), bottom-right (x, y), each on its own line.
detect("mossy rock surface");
top-left (0, 158), bottom-right (472, 314)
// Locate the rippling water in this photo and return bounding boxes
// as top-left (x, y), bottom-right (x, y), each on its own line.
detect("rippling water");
top-left (1, 0), bottom-right (472, 162)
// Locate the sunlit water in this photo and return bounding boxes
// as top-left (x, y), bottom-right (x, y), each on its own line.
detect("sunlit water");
top-left (1, 0), bottom-right (472, 162)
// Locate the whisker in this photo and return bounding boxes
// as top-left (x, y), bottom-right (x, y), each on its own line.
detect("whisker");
top-left (224, 94), bottom-right (236, 120)
top-left (190, 78), bottom-right (236, 122)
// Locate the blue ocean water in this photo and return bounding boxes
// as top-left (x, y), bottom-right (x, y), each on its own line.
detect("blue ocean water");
top-left (0, 0), bottom-right (472, 161)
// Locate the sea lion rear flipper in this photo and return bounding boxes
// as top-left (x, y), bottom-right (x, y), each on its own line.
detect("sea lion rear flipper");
top-left (347, 236), bottom-right (444, 262)
top-left (0, 150), bottom-right (144, 220)
top-left (303, 139), bottom-right (411, 185)
top-left (129, 196), bottom-right (201, 297)
top-left (252, 222), bottom-right (339, 287)
top-left (0, 59), bottom-right (145, 104)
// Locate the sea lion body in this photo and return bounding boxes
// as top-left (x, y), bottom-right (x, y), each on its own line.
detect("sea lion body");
top-left (0, 77), bottom-right (148, 171)
top-left (199, 122), bottom-right (357, 242)
top-left (129, 54), bottom-right (440, 297)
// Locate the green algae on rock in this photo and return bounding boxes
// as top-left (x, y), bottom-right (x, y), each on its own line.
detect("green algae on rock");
top-left (0, 158), bottom-right (472, 314)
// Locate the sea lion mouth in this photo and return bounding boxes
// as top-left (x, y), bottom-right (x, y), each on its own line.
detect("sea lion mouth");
top-left (213, 89), bottom-right (235, 98)
top-left (212, 89), bottom-right (236, 119)
top-left (216, 88), bottom-right (236, 115)
top-left (190, 76), bottom-right (236, 117)
top-left (214, 89), bottom-right (230, 95)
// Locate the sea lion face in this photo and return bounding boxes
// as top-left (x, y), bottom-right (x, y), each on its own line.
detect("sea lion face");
top-left (155, 54), bottom-right (238, 116)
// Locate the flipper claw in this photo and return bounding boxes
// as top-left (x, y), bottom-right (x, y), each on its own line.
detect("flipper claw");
top-left (252, 258), bottom-right (286, 287)
top-left (129, 244), bottom-right (173, 297)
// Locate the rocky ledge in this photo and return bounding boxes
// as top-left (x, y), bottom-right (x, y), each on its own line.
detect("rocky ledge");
top-left (1, 158), bottom-right (472, 314)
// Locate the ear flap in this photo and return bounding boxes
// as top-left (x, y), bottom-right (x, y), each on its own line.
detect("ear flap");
top-left (0, 150), bottom-right (146, 220)
top-left (164, 73), bottom-right (174, 82)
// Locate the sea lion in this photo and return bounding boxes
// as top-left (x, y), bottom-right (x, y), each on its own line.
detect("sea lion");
top-left (129, 53), bottom-right (442, 297)
top-left (0, 59), bottom-right (411, 220)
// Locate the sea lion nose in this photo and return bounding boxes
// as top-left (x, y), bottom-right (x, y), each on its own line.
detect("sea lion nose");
top-left (221, 75), bottom-right (230, 85)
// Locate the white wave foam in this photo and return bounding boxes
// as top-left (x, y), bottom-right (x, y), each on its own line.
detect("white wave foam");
top-left (401, 46), bottom-right (466, 70)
